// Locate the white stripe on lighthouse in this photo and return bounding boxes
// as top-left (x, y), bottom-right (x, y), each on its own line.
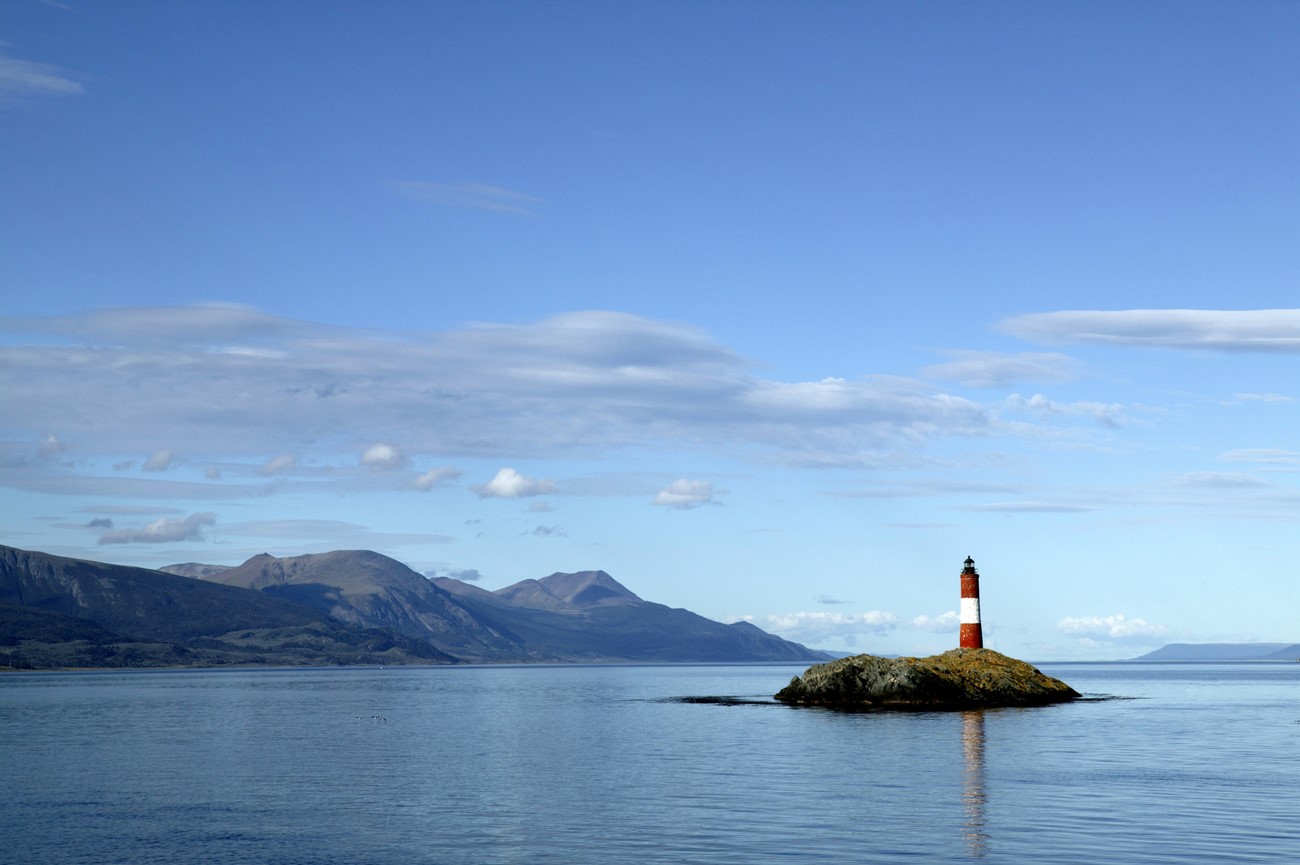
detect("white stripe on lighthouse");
top-left (960, 596), bottom-right (981, 624)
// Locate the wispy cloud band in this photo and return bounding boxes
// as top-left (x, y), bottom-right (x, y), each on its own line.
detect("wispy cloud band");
top-left (1, 306), bottom-right (998, 471)
top-left (1002, 309), bottom-right (1300, 352)
top-left (385, 180), bottom-right (541, 215)
top-left (0, 53), bottom-right (84, 99)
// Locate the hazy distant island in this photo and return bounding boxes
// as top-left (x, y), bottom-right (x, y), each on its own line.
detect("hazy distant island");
top-left (0, 544), bottom-right (831, 670)
top-left (1134, 643), bottom-right (1300, 662)
top-left (775, 648), bottom-right (1080, 710)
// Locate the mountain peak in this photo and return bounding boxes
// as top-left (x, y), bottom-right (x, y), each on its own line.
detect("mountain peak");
top-left (493, 570), bottom-right (641, 610)
top-left (539, 570), bottom-right (641, 607)
top-left (218, 546), bottom-right (426, 593)
top-left (158, 561), bottom-right (232, 579)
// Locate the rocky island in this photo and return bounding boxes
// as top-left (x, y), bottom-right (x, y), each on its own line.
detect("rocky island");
top-left (775, 647), bottom-right (1079, 710)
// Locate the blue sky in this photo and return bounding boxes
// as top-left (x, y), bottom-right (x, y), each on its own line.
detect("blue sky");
top-left (3, 1), bottom-right (1298, 659)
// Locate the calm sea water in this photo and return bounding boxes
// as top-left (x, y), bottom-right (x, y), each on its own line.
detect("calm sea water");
top-left (2, 662), bottom-right (1297, 864)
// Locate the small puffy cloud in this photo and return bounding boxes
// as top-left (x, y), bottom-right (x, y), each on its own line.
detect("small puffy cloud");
top-left (361, 442), bottom-right (410, 471)
top-left (816, 595), bottom-right (851, 605)
top-left (142, 450), bottom-right (176, 472)
top-left (472, 467), bottom-right (556, 499)
top-left (258, 454), bottom-right (297, 476)
top-left (412, 466), bottom-right (463, 491)
top-left (426, 568), bottom-right (483, 582)
top-left (98, 512), bottom-right (216, 545)
top-left (652, 479), bottom-right (719, 510)
top-left (1058, 614), bottom-right (1168, 642)
top-left (911, 611), bottom-right (959, 633)
top-left (531, 525), bottom-right (566, 537)
top-left (86, 518), bottom-right (113, 529)
top-left (38, 433), bottom-right (65, 458)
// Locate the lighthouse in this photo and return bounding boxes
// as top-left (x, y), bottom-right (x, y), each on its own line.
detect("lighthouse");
top-left (959, 556), bottom-right (983, 649)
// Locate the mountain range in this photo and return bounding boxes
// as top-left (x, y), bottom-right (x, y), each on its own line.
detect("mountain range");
top-left (0, 544), bottom-right (830, 669)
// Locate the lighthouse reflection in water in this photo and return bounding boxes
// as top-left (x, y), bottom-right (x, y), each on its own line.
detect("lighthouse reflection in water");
top-left (962, 710), bottom-right (988, 857)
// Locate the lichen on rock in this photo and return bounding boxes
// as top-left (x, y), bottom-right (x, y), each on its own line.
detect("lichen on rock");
top-left (774, 647), bottom-right (1079, 710)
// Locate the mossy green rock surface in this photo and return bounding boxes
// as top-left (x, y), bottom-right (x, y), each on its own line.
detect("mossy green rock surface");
top-left (775, 647), bottom-right (1079, 710)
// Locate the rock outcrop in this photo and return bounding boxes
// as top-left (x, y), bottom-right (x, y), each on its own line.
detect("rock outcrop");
top-left (775, 647), bottom-right (1079, 710)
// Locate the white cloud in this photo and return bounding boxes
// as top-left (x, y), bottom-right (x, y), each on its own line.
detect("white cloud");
top-left (1168, 472), bottom-right (1269, 489)
top-left (1004, 393), bottom-right (1128, 428)
top-left (214, 518), bottom-right (453, 548)
top-left (385, 180), bottom-right (541, 215)
top-left (258, 454), bottom-right (297, 476)
top-left (652, 479), bottom-right (719, 510)
top-left (923, 351), bottom-right (1079, 388)
top-left (762, 610), bottom-right (899, 645)
top-left (911, 611), bottom-right (959, 633)
top-left (957, 500), bottom-right (1093, 514)
top-left (1219, 449), bottom-right (1300, 466)
top-left (0, 53), bottom-right (84, 99)
top-left (142, 450), bottom-right (176, 472)
top-left (1058, 614), bottom-right (1168, 642)
top-left (361, 442), bottom-right (410, 471)
top-left (80, 505), bottom-right (182, 516)
top-left (1227, 392), bottom-right (1294, 404)
top-left (472, 467), bottom-right (556, 499)
top-left (412, 466), bottom-right (463, 491)
top-left (427, 568), bottom-right (483, 582)
top-left (0, 306), bottom-right (1099, 485)
top-left (1002, 309), bottom-right (1300, 352)
top-left (98, 512), bottom-right (216, 545)
top-left (738, 376), bottom-right (987, 430)
top-left (831, 478), bottom-right (1019, 500)
top-left (38, 433), bottom-right (64, 458)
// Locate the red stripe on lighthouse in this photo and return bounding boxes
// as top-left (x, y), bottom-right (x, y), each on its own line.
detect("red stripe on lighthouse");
top-left (959, 556), bottom-right (983, 649)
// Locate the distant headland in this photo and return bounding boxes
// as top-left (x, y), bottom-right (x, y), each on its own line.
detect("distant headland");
top-left (1134, 643), bottom-right (1300, 662)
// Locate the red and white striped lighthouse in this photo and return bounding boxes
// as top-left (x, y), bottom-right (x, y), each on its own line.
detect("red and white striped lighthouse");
top-left (959, 556), bottom-right (983, 649)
